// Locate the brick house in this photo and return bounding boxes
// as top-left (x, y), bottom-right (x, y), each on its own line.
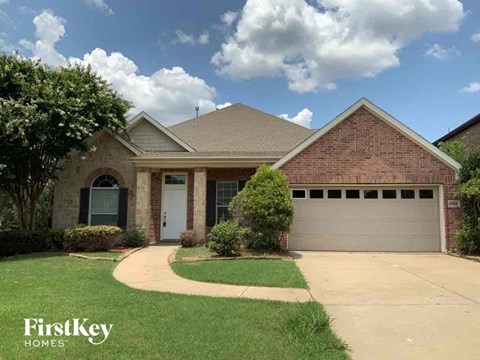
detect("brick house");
top-left (52, 98), bottom-right (462, 252)
top-left (434, 112), bottom-right (480, 153)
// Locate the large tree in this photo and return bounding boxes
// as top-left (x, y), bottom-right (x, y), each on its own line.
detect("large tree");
top-left (0, 54), bottom-right (131, 230)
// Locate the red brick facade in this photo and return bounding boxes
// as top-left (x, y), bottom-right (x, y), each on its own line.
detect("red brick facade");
top-left (281, 106), bottom-right (462, 249)
top-left (448, 120), bottom-right (480, 153)
top-left (149, 168), bottom-right (256, 242)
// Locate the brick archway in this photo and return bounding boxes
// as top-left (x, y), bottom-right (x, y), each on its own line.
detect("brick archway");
top-left (84, 168), bottom-right (126, 188)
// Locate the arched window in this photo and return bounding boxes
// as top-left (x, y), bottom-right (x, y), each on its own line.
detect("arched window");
top-left (90, 175), bottom-right (120, 226)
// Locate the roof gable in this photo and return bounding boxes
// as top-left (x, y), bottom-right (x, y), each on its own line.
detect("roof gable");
top-left (272, 98), bottom-right (460, 171)
top-left (168, 104), bottom-right (314, 153)
top-left (128, 111), bottom-right (195, 152)
top-left (434, 112), bottom-right (480, 145)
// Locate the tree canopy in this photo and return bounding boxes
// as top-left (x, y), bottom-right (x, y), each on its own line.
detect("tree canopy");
top-left (0, 54), bottom-right (131, 229)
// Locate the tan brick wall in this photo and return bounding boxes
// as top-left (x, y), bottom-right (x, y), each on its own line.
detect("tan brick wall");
top-left (52, 132), bottom-right (137, 228)
top-left (281, 106), bottom-right (461, 249)
top-left (447, 120), bottom-right (480, 153)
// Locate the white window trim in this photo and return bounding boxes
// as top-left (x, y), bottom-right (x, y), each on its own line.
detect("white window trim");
top-left (88, 181), bottom-right (120, 226)
top-left (216, 181), bottom-right (239, 223)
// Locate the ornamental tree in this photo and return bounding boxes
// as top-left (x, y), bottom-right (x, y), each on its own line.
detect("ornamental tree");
top-left (229, 164), bottom-right (294, 248)
top-left (0, 54), bottom-right (131, 230)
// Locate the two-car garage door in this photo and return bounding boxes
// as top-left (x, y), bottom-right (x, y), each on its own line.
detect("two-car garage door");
top-left (289, 186), bottom-right (441, 252)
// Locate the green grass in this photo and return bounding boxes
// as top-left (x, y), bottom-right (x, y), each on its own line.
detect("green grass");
top-left (73, 251), bottom-right (123, 259)
top-left (0, 255), bottom-right (347, 359)
top-left (175, 246), bottom-right (212, 260)
top-left (171, 259), bottom-right (308, 288)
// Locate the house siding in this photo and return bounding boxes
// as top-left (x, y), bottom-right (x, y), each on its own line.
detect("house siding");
top-left (129, 120), bottom-right (186, 152)
top-left (52, 132), bottom-right (137, 228)
top-left (281, 106), bottom-right (462, 249)
top-left (446, 120), bottom-right (480, 153)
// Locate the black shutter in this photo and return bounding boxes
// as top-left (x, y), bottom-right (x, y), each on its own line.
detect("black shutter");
top-left (78, 188), bottom-right (90, 225)
top-left (117, 188), bottom-right (129, 229)
top-left (206, 180), bottom-right (216, 227)
top-left (238, 180), bottom-right (247, 192)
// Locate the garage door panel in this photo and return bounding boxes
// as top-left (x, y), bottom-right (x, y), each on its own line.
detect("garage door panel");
top-left (289, 187), bottom-right (440, 252)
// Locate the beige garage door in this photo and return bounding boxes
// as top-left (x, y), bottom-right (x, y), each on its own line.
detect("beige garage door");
top-left (289, 187), bottom-right (441, 252)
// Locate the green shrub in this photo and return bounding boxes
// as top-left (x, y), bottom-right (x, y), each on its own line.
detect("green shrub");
top-left (64, 225), bottom-right (121, 252)
top-left (45, 228), bottom-right (66, 251)
top-left (122, 225), bottom-right (146, 247)
top-left (207, 221), bottom-right (245, 257)
top-left (459, 150), bottom-right (480, 184)
top-left (243, 229), bottom-right (271, 250)
top-left (229, 164), bottom-right (294, 249)
top-left (455, 220), bottom-right (480, 254)
top-left (180, 230), bottom-right (199, 247)
top-left (438, 140), bottom-right (465, 164)
top-left (0, 230), bottom-right (47, 257)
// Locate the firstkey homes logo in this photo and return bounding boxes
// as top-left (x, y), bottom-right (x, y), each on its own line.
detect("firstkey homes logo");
top-left (24, 318), bottom-right (113, 347)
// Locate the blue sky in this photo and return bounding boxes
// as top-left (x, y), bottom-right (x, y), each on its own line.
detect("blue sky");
top-left (0, 0), bottom-right (479, 141)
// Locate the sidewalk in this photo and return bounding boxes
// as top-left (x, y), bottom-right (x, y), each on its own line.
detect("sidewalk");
top-left (113, 245), bottom-right (311, 302)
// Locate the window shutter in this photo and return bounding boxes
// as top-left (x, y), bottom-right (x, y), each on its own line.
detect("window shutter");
top-left (206, 181), bottom-right (216, 227)
top-left (238, 180), bottom-right (247, 191)
top-left (117, 188), bottom-right (129, 229)
top-left (78, 188), bottom-right (90, 225)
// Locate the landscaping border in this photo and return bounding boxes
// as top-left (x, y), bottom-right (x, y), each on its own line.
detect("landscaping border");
top-left (448, 251), bottom-right (480, 264)
top-left (69, 247), bottom-right (143, 262)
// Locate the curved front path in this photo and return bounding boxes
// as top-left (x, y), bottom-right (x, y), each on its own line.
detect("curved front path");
top-left (113, 245), bottom-right (312, 302)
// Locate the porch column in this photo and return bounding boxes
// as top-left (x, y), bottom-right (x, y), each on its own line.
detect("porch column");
top-left (193, 167), bottom-right (207, 241)
top-left (135, 169), bottom-right (151, 246)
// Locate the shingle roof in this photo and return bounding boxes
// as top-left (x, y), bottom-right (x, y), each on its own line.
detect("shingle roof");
top-left (168, 103), bottom-right (314, 153)
top-left (135, 151), bottom-right (286, 158)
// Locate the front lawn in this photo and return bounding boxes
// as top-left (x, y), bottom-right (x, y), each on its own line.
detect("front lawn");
top-left (172, 259), bottom-right (308, 288)
top-left (0, 255), bottom-right (346, 359)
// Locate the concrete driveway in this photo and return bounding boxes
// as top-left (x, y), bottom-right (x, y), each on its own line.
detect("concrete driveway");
top-left (293, 252), bottom-right (480, 360)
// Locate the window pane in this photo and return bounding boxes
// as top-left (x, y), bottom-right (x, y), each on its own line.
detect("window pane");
top-left (401, 189), bottom-right (415, 199)
top-left (364, 190), bottom-right (378, 199)
top-left (292, 190), bottom-right (306, 199)
top-left (165, 175), bottom-right (186, 185)
top-left (90, 214), bottom-right (118, 226)
top-left (346, 190), bottom-right (360, 199)
top-left (382, 190), bottom-right (397, 199)
top-left (310, 189), bottom-right (323, 199)
top-left (91, 189), bottom-right (119, 214)
top-left (328, 189), bottom-right (342, 199)
top-left (419, 189), bottom-right (434, 199)
top-left (217, 207), bottom-right (231, 222)
top-left (92, 174), bottom-right (119, 188)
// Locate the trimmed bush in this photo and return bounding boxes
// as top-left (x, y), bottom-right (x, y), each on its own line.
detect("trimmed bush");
top-left (45, 228), bottom-right (66, 251)
top-left (0, 230), bottom-right (47, 257)
top-left (207, 221), bottom-right (245, 257)
top-left (243, 229), bottom-right (271, 250)
top-left (455, 220), bottom-right (480, 254)
top-left (180, 230), bottom-right (199, 247)
top-left (229, 164), bottom-right (294, 249)
top-left (122, 225), bottom-right (146, 247)
top-left (64, 225), bottom-right (121, 252)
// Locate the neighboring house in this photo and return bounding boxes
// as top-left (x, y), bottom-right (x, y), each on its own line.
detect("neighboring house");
top-left (52, 99), bottom-right (462, 252)
top-left (434, 112), bottom-right (480, 152)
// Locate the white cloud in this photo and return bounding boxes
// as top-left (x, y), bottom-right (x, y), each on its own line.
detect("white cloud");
top-left (212, 0), bottom-right (464, 93)
top-left (173, 30), bottom-right (195, 45)
top-left (221, 11), bottom-right (239, 26)
top-left (0, 32), bottom-right (14, 53)
top-left (85, 0), bottom-right (114, 15)
top-left (20, 10), bottom-right (218, 125)
top-left (425, 43), bottom-right (460, 60)
top-left (279, 108), bottom-right (313, 128)
top-left (173, 29), bottom-right (209, 46)
top-left (70, 49), bottom-right (217, 124)
top-left (471, 32), bottom-right (480, 43)
top-left (460, 82), bottom-right (480, 93)
top-left (19, 10), bottom-right (66, 66)
top-left (198, 31), bottom-right (209, 45)
top-left (216, 102), bottom-right (232, 109)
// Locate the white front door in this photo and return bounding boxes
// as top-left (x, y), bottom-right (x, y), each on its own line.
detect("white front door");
top-left (162, 173), bottom-right (188, 240)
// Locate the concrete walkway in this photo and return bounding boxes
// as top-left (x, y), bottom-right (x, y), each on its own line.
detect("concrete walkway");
top-left (113, 245), bottom-right (312, 302)
top-left (293, 252), bottom-right (480, 360)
